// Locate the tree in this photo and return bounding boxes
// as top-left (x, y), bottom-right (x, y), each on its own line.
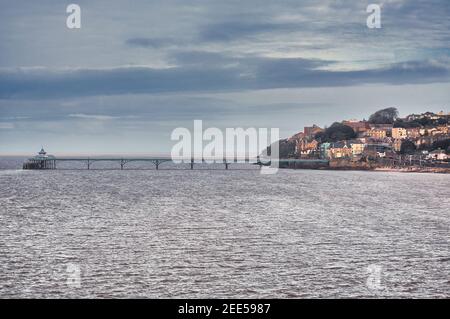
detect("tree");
top-left (368, 107), bottom-right (399, 124)
top-left (416, 117), bottom-right (433, 127)
top-left (266, 139), bottom-right (296, 158)
top-left (400, 140), bottom-right (416, 154)
top-left (315, 122), bottom-right (356, 142)
top-left (393, 119), bottom-right (421, 128)
top-left (431, 139), bottom-right (450, 154)
top-left (436, 117), bottom-right (448, 126)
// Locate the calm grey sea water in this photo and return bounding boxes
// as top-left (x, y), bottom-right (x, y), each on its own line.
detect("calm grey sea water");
top-left (0, 157), bottom-right (449, 298)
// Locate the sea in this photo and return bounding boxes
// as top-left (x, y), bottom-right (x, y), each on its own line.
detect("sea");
top-left (0, 156), bottom-right (449, 298)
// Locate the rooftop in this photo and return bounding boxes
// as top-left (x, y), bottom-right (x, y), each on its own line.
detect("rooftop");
top-left (31, 147), bottom-right (55, 160)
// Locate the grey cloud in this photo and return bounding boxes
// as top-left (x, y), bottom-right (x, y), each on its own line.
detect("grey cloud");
top-left (0, 122), bottom-right (15, 129)
top-left (68, 113), bottom-right (139, 120)
top-left (0, 95), bottom-right (238, 123)
top-left (168, 51), bottom-right (236, 66)
top-left (126, 37), bottom-right (178, 48)
top-left (1, 0), bottom-right (450, 153)
top-left (0, 56), bottom-right (449, 99)
top-left (199, 21), bottom-right (297, 42)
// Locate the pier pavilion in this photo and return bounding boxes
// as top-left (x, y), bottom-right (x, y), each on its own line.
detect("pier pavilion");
top-left (22, 148), bottom-right (56, 169)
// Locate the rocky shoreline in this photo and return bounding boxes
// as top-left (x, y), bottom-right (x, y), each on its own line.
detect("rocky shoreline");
top-left (280, 159), bottom-right (450, 173)
top-left (324, 166), bottom-right (450, 173)
top-left (328, 158), bottom-right (450, 173)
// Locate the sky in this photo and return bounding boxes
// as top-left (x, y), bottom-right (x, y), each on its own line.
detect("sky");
top-left (0, 0), bottom-right (449, 155)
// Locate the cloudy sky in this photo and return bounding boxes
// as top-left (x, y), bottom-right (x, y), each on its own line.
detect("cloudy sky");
top-left (0, 0), bottom-right (449, 154)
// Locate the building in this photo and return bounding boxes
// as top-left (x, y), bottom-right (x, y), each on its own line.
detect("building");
top-left (427, 149), bottom-right (448, 161)
top-left (342, 120), bottom-right (371, 133)
top-left (366, 129), bottom-right (387, 139)
top-left (363, 143), bottom-right (393, 159)
top-left (425, 127), bottom-right (448, 136)
top-left (406, 114), bottom-right (420, 121)
top-left (440, 125), bottom-right (449, 134)
top-left (36, 147), bottom-right (53, 159)
top-left (288, 131), bottom-right (304, 142)
top-left (435, 111), bottom-right (450, 118)
top-left (364, 143), bottom-right (392, 153)
top-left (392, 127), bottom-right (407, 139)
top-left (295, 138), bottom-right (319, 156)
top-left (319, 142), bottom-right (331, 159)
top-left (369, 124), bottom-right (393, 131)
top-left (406, 128), bottom-right (420, 139)
top-left (433, 126), bottom-right (449, 135)
top-left (328, 141), bottom-right (353, 159)
top-left (393, 139), bottom-right (402, 152)
top-left (422, 112), bottom-right (440, 120)
top-left (303, 125), bottom-right (323, 138)
top-left (350, 141), bottom-right (365, 156)
top-left (406, 112), bottom-right (441, 121)
top-left (415, 136), bottom-right (435, 149)
top-left (406, 111), bottom-right (449, 121)
top-left (23, 147), bottom-right (56, 169)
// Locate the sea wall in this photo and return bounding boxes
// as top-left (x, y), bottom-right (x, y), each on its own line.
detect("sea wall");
top-left (279, 161), bottom-right (330, 169)
top-left (328, 158), bottom-right (376, 170)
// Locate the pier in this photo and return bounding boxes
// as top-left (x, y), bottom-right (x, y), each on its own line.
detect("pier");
top-left (22, 148), bottom-right (329, 170)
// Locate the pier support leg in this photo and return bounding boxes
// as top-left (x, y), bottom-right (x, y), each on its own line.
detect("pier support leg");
top-left (223, 158), bottom-right (229, 170)
top-left (87, 159), bottom-right (90, 170)
top-left (190, 159), bottom-right (194, 170)
top-left (155, 161), bottom-right (159, 170)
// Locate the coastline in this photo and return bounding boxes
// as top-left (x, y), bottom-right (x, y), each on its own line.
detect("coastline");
top-left (324, 166), bottom-right (450, 174)
top-left (280, 159), bottom-right (450, 174)
top-left (326, 158), bottom-right (450, 173)
top-left (282, 166), bottom-right (450, 174)
top-left (372, 166), bottom-right (450, 174)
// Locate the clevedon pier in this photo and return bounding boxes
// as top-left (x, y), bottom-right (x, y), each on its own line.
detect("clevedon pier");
top-left (23, 148), bottom-right (329, 170)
